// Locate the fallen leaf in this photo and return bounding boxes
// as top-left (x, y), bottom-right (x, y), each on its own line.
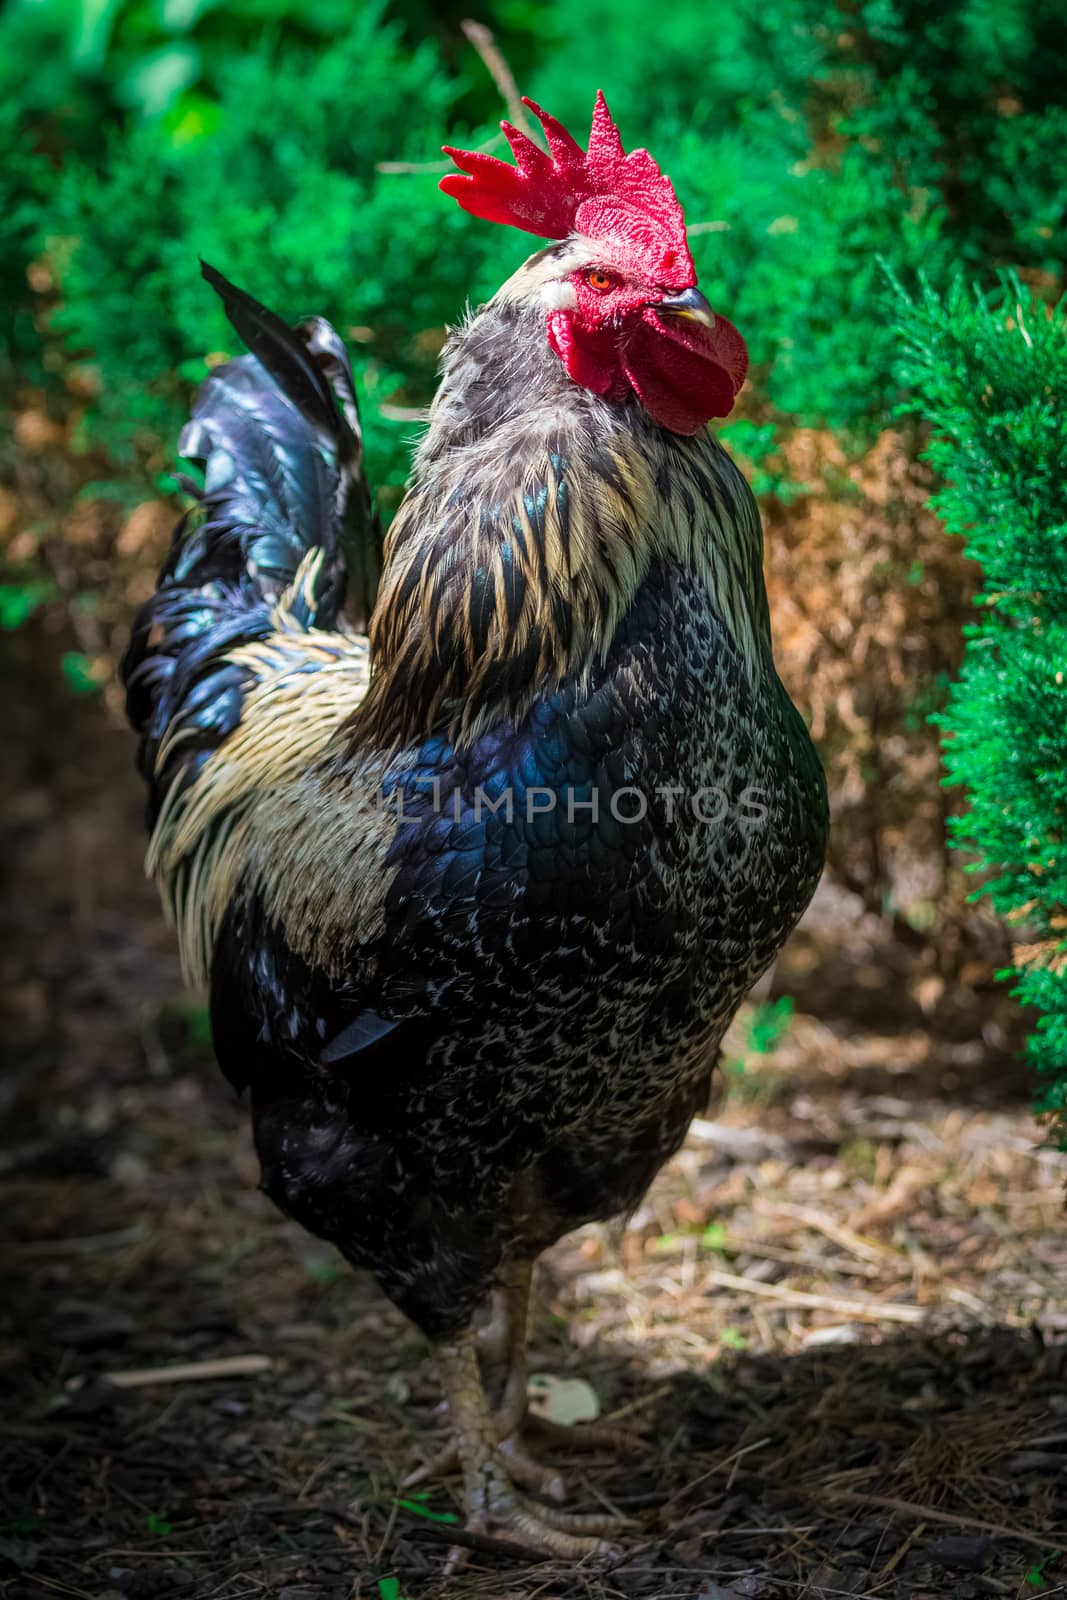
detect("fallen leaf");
top-left (526, 1373), bottom-right (600, 1425)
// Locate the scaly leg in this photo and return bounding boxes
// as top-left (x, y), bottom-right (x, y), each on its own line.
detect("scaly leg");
top-left (406, 1262), bottom-right (565, 1501)
top-left (500, 1263), bottom-right (644, 1453)
top-left (491, 1262), bottom-right (568, 1500)
top-left (435, 1328), bottom-right (620, 1566)
top-left (489, 1258), bottom-right (533, 1418)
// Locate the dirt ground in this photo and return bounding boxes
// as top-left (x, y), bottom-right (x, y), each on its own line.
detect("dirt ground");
top-left (4, 609), bottom-right (1067, 1600)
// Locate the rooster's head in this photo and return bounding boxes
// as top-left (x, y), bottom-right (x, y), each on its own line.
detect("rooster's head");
top-left (441, 91), bottom-right (747, 436)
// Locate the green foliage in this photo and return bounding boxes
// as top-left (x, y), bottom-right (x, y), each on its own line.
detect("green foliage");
top-left (724, 995), bottom-right (794, 1103)
top-left (523, 0), bottom-right (1066, 427)
top-left (41, 0), bottom-right (516, 497)
top-left (3, 0), bottom-right (1065, 500)
top-left (60, 649), bottom-right (106, 694)
top-left (896, 275), bottom-right (1067, 1133)
top-left (719, 1325), bottom-right (748, 1350)
top-left (745, 994), bottom-right (795, 1054)
top-left (719, 421), bottom-right (805, 503)
top-left (0, 581), bottom-right (56, 629)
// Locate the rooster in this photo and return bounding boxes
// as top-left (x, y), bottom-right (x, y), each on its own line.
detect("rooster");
top-left (123, 92), bottom-right (828, 1558)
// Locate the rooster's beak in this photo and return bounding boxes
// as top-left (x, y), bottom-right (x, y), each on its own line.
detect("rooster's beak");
top-left (656, 287), bottom-right (716, 330)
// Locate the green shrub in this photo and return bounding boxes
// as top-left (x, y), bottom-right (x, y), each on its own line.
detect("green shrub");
top-left (896, 275), bottom-right (1067, 1133)
top-left (38, 1), bottom-right (523, 499)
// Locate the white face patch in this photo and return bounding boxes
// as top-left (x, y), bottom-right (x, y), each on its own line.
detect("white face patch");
top-left (541, 280), bottom-right (579, 312)
top-left (495, 236), bottom-right (617, 310)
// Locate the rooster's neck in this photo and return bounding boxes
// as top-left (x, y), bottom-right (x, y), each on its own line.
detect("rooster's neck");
top-left (355, 301), bottom-right (767, 750)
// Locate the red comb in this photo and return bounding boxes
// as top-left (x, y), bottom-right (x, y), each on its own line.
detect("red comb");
top-left (441, 91), bottom-right (696, 290)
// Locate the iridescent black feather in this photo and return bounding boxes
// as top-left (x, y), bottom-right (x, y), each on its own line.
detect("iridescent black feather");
top-left (122, 265), bottom-right (378, 829)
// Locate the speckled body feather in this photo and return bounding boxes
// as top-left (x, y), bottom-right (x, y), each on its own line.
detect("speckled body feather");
top-left (124, 258), bottom-right (827, 1341)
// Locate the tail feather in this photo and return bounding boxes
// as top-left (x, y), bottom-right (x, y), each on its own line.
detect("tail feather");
top-left (122, 263), bottom-right (378, 834)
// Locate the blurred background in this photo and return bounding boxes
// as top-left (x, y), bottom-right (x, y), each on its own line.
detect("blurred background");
top-left (4, 3), bottom-right (1067, 1596)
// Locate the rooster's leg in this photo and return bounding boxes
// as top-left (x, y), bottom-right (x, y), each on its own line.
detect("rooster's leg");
top-left (475, 1282), bottom-right (510, 1371)
top-left (406, 1263), bottom-right (563, 1501)
top-left (502, 1263), bottom-right (644, 1453)
top-left (487, 1261), bottom-right (645, 1455)
top-left (489, 1262), bottom-right (569, 1500)
top-left (435, 1328), bottom-right (620, 1564)
top-left (487, 1258), bottom-right (533, 1416)
top-left (406, 1259), bottom-right (636, 1501)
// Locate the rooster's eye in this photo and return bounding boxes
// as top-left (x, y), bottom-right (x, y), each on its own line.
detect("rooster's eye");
top-left (585, 269), bottom-right (614, 292)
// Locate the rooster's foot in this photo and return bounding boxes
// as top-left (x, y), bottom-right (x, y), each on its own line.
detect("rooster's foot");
top-left (435, 1330), bottom-right (628, 1570)
top-left (444, 1458), bottom-right (622, 1571)
top-left (403, 1411), bottom-right (565, 1501)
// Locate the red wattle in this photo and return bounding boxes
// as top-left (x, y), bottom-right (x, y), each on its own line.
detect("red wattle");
top-left (546, 311), bottom-right (617, 397)
top-left (620, 307), bottom-right (747, 434)
top-left (547, 306), bottom-right (748, 435)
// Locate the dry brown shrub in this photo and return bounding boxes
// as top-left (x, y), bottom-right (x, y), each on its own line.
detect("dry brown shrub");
top-left (764, 426), bottom-right (1004, 971)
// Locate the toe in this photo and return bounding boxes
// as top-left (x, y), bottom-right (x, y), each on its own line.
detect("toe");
top-left (402, 1438), bottom-right (458, 1488)
top-left (499, 1435), bottom-right (566, 1501)
top-left (531, 1499), bottom-right (635, 1537)
top-left (507, 1502), bottom-right (616, 1559)
top-left (526, 1413), bottom-right (643, 1452)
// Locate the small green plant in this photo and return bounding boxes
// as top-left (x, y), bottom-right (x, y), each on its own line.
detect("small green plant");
top-left (180, 1002), bottom-right (213, 1048)
top-left (1024, 1551), bottom-right (1061, 1589)
top-left (0, 580), bottom-right (55, 629)
top-left (702, 1221), bottom-right (728, 1252)
top-left (60, 650), bottom-right (106, 695)
top-left (723, 995), bottom-right (794, 1104)
top-left (3, 1511), bottom-right (43, 1538)
top-left (146, 1509), bottom-right (172, 1538)
top-left (839, 1138), bottom-right (878, 1182)
top-left (304, 1259), bottom-right (339, 1285)
top-left (393, 1491), bottom-right (458, 1525)
top-left (719, 1325), bottom-right (748, 1351)
top-left (745, 995), bottom-right (795, 1054)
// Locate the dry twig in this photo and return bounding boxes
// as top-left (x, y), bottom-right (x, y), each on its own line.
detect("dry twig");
top-left (828, 1491), bottom-right (1067, 1553)
top-left (460, 19), bottom-right (535, 136)
top-left (376, 20), bottom-right (532, 176)
top-left (702, 1268), bottom-right (926, 1324)
top-left (90, 1354), bottom-right (273, 1388)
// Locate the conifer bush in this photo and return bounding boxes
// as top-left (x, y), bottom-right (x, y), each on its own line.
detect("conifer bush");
top-left (897, 276), bottom-right (1067, 1131)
